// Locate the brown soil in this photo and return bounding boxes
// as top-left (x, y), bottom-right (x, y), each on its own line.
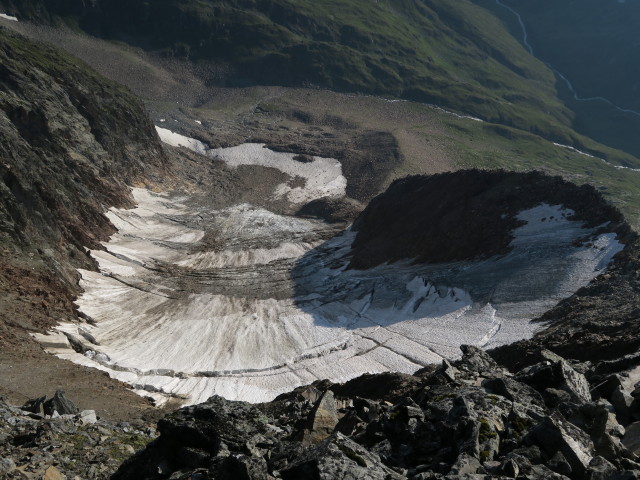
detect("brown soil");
top-left (0, 257), bottom-right (173, 422)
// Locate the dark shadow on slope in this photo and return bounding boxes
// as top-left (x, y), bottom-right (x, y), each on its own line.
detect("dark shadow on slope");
top-left (290, 170), bottom-right (633, 331)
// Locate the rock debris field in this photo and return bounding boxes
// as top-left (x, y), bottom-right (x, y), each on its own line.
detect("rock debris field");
top-left (34, 129), bottom-right (623, 406)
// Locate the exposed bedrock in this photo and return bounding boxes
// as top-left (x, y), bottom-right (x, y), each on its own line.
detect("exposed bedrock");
top-left (0, 28), bottom-right (170, 416)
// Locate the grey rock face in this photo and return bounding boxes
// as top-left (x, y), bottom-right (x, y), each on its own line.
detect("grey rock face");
top-left (529, 412), bottom-right (595, 475)
top-left (516, 352), bottom-right (592, 404)
top-left (43, 390), bottom-right (79, 416)
top-left (302, 390), bottom-right (339, 446)
top-left (281, 433), bottom-right (403, 480)
top-left (107, 346), bottom-right (639, 480)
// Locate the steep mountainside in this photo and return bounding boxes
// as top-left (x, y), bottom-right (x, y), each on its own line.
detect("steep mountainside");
top-left (500, 0), bottom-right (640, 113)
top-left (0, 27), bottom-right (168, 418)
top-left (474, 0), bottom-right (640, 159)
top-left (0, 0), bottom-right (584, 147)
top-left (5, 0), bottom-right (640, 163)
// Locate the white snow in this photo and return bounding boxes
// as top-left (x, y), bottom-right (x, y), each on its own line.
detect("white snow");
top-left (155, 126), bottom-right (208, 155)
top-left (210, 143), bottom-right (346, 203)
top-left (553, 142), bottom-right (599, 159)
top-left (155, 127), bottom-right (347, 203)
top-left (0, 13), bottom-right (18, 22)
top-left (35, 193), bottom-right (623, 407)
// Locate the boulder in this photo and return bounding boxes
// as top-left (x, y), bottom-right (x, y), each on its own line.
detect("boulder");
top-left (280, 433), bottom-right (403, 480)
top-left (21, 395), bottom-right (46, 415)
top-left (592, 374), bottom-right (626, 400)
top-left (483, 376), bottom-right (545, 407)
top-left (459, 345), bottom-right (502, 376)
top-left (622, 421), bottom-right (640, 455)
top-left (501, 458), bottom-right (519, 478)
top-left (548, 451), bottom-right (572, 476)
top-left (516, 352), bottom-right (591, 404)
top-left (43, 390), bottom-right (78, 416)
top-left (335, 411), bottom-right (365, 436)
top-left (440, 359), bottom-right (458, 383)
top-left (210, 454), bottom-right (268, 480)
top-left (78, 410), bottom-right (97, 425)
top-left (449, 452), bottom-right (481, 475)
top-left (529, 412), bottom-right (594, 476)
top-left (586, 455), bottom-right (616, 480)
top-left (611, 387), bottom-right (635, 425)
top-left (0, 458), bottom-right (16, 476)
top-left (302, 390), bottom-right (339, 446)
top-left (544, 388), bottom-right (573, 408)
top-left (528, 463), bottom-right (569, 479)
top-left (590, 405), bottom-right (627, 461)
top-left (43, 465), bottom-right (66, 480)
top-left (607, 472), bottom-right (640, 480)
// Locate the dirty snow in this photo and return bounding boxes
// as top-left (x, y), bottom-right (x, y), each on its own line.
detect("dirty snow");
top-left (155, 127), bottom-right (347, 203)
top-left (34, 190), bottom-right (623, 406)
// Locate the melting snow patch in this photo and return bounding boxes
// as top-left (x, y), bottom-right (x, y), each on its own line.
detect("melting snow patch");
top-left (553, 142), bottom-right (599, 159)
top-left (156, 126), bottom-right (208, 155)
top-left (0, 13), bottom-right (18, 21)
top-left (210, 143), bottom-right (346, 203)
top-left (155, 126), bottom-right (346, 203)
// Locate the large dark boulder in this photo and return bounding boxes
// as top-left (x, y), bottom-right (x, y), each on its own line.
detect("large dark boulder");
top-left (281, 433), bottom-right (403, 480)
top-left (43, 390), bottom-right (78, 416)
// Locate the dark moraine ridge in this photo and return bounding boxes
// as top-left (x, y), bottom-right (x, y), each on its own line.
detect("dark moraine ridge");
top-left (349, 170), bottom-right (632, 270)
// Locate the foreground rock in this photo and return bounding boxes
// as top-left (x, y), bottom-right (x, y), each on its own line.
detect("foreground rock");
top-left (0, 395), bottom-right (156, 479)
top-left (112, 346), bottom-right (640, 479)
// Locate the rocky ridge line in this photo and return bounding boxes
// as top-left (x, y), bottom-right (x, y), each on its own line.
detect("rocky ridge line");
top-left (110, 346), bottom-right (640, 479)
top-left (0, 26), bottom-right (169, 417)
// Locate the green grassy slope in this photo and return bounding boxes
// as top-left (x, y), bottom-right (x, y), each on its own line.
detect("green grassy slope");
top-left (474, 0), bottom-right (640, 158)
top-left (3, 0), bottom-right (639, 164)
top-left (500, 0), bottom-right (640, 111)
top-left (0, 0), bottom-right (586, 147)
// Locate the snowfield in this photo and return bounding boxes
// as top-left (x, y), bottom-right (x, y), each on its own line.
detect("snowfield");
top-left (155, 127), bottom-right (347, 202)
top-left (35, 184), bottom-right (623, 406)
